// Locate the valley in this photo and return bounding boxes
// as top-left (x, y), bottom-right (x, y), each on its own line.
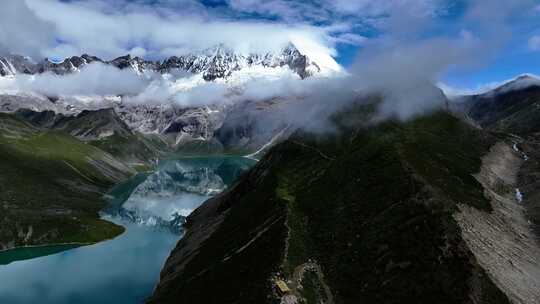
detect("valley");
top-left (2, 73), bottom-right (540, 304)
top-left (0, 156), bottom-right (254, 303)
top-left (0, 34), bottom-right (540, 304)
top-left (0, 43), bottom-right (320, 254)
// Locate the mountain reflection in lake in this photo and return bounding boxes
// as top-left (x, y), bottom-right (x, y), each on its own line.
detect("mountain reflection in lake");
top-left (0, 157), bottom-right (254, 304)
top-left (106, 157), bottom-right (253, 233)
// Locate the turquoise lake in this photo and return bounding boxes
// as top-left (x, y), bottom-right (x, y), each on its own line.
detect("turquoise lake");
top-left (0, 157), bottom-right (254, 304)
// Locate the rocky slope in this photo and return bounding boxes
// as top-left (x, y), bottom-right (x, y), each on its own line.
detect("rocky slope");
top-left (0, 93), bottom-right (294, 157)
top-left (452, 75), bottom-right (540, 241)
top-left (454, 142), bottom-right (540, 303)
top-left (13, 107), bottom-right (169, 167)
top-left (149, 104), bottom-right (524, 304)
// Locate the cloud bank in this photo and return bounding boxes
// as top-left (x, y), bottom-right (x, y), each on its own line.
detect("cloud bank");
top-left (0, 0), bottom-right (461, 63)
top-left (14, 63), bottom-right (150, 96)
top-left (529, 35), bottom-right (540, 51)
top-left (0, 0), bottom-right (346, 61)
top-left (1, 0), bottom-right (539, 131)
top-left (0, 0), bottom-right (56, 58)
top-left (0, 61), bottom-right (321, 109)
top-left (271, 0), bottom-right (540, 126)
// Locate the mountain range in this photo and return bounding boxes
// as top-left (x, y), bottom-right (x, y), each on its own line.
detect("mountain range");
top-left (0, 43), bottom-right (333, 157)
top-left (2, 42), bottom-right (540, 304)
top-left (0, 43), bottom-right (328, 80)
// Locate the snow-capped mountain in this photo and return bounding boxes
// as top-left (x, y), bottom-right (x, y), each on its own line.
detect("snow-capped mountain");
top-left (484, 74), bottom-right (540, 96)
top-left (0, 43), bottom-right (335, 80)
top-left (158, 43), bottom-right (323, 80)
top-left (450, 73), bottom-right (540, 136)
top-left (0, 43), bottom-right (336, 154)
top-left (0, 54), bottom-right (101, 76)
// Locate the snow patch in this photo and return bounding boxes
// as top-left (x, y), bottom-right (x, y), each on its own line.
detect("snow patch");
top-left (515, 188), bottom-right (523, 203)
top-left (245, 125), bottom-right (289, 160)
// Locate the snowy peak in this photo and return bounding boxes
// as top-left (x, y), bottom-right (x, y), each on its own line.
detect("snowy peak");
top-left (483, 74), bottom-right (540, 96)
top-left (0, 43), bottom-right (336, 80)
top-left (39, 55), bottom-right (96, 74)
top-left (159, 43), bottom-right (324, 80)
top-left (0, 54), bottom-right (103, 76)
top-left (109, 54), bottom-right (160, 75)
top-left (0, 55), bottom-right (36, 76)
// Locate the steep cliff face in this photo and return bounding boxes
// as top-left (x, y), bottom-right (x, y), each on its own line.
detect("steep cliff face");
top-left (149, 110), bottom-right (515, 304)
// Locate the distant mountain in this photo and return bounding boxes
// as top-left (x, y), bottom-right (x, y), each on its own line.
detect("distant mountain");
top-left (452, 74), bottom-right (540, 135)
top-left (0, 43), bottom-right (336, 157)
top-left (0, 43), bottom-right (333, 80)
top-left (450, 73), bottom-right (540, 242)
top-left (13, 107), bottom-right (175, 174)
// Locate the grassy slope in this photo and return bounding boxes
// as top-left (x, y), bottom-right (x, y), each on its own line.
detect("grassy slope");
top-left (90, 132), bottom-right (167, 170)
top-left (150, 110), bottom-right (509, 304)
top-left (277, 111), bottom-right (505, 304)
top-left (15, 107), bottom-right (169, 170)
top-left (0, 113), bottom-right (129, 249)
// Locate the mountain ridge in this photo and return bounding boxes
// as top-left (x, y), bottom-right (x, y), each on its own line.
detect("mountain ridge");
top-left (0, 43), bottom-right (336, 80)
top-left (148, 108), bottom-right (517, 304)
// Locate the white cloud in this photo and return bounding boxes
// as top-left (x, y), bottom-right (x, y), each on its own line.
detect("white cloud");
top-left (227, 0), bottom-right (319, 21)
top-left (528, 35), bottom-right (540, 51)
top-left (331, 33), bottom-right (368, 46)
top-left (0, 0), bottom-right (56, 58)
top-left (438, 82), bottom-right (500, 97)
top-left (439, 74), bottom-right (540, 98)
top-left (0, 60), bottom-right (322, 109)
top-left (0, 0), bottom-right (457, 62)
top-left (13, 62), bottom-right (151, 96)
top-left (0, 0), bottom-right (339, 62)
top-left (227, 0), bottom-right (446, 23)
top-left (1, 0), bottom-right (538, 127)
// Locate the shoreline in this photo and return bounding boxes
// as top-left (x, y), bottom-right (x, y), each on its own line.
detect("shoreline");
top-left (0, 242), bottom-right (93, 254)
top-left (0, 216), bottom-right (129, 255)
top-left (0, 154), bottom-right (251, 258)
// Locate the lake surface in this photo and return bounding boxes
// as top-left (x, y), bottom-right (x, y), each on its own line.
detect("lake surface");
top-left (0, 157), bottom-right (254, 304)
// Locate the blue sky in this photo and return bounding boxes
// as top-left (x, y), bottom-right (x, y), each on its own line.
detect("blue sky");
top-left (2, 0), bottom-right (540, 91)
top-left (144, 0), bottom-right (540, 90)
top-left (444, 44), bottom-right (540, 90)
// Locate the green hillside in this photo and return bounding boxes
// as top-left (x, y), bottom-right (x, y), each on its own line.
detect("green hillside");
top-left (149, 110), bottom-right (508, 304)
top-left (0, 113), bottom-right (133, 250)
